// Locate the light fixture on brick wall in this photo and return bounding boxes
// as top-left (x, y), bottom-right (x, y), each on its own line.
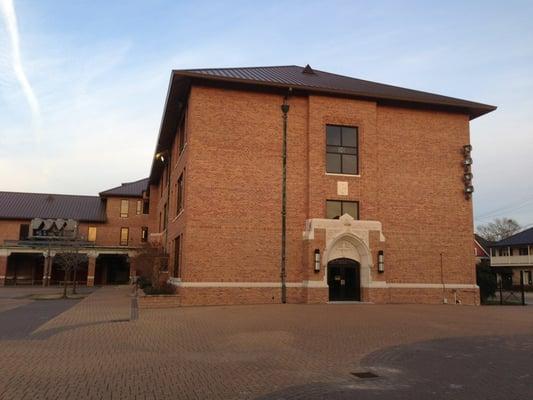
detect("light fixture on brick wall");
top-left (155, 151), bottom-right (168, 163)
top-left (462, 145), bottom-right (474, 200)
top-left (314, 249), bottom-right (321, 272)
top-left (378, 250), bottom-right (384, 273)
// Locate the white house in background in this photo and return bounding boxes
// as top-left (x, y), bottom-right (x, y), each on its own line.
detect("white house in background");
top-left (490, 227), bottom-right (533, 288)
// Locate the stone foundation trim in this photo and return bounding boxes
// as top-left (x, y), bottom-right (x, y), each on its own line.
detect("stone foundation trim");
top-left (387, 283), bottom-right (479, 289)
top-left (176, 281), bottom-right (302, 288)
top-left (171, 281), bottom-right (478, 290)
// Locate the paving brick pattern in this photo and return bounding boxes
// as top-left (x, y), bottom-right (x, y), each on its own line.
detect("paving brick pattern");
top-left (0, 286), bottom-right (532, 399)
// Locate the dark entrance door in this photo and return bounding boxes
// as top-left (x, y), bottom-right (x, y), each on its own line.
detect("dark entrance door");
top-left (327, 258), bottom-right (360, 301)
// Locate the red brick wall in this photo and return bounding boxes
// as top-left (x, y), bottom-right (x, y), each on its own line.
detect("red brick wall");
top-left (148, 83), bottom-right (478, 305)
top-left (0, 219), bottom-right (27, 244)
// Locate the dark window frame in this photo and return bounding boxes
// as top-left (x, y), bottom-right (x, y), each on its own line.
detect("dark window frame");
top-left (19, 224), bottom-right (29, 240)
top-left (142, 199), bottom-right (150, 214)
top-left (326, 124), bottom-right (359, 175)
top-left (174, 235), bottom-right (181, 278)
top-left (176, 172), bottom-right (184, 215)
top-left (178, 112), bottom-right (186, 155)
top-left (518, 247), bottom-right (529, 256)
top-left (141, 227), bottom-right (148, 242)
top-left (326, 200), bottom-right (360, 220)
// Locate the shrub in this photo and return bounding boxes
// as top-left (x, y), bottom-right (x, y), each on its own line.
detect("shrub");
top-left (143, 282), bottom-right (176, 295)
top-left (136, 276), bottom-right (152, 289)
top-left (476, 261), bottom-right (497, 303)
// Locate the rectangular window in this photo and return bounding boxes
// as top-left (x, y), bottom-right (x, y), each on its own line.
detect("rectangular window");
top-left (326, 200), bottom-right (359, 219)
top-left (519, 247), bottom-right (529, 256)
top-left (178, 115), bottom-right (186, 154)
top-left (120, 227), bottom-right (129, 246)
top-left (176, 173), bottom-right (184, 215)
top-left (326, 125), bottom-right (358, 175)
top-left (174, 235), bottom-right (181, 278)
top-left (120, 199), bottom-right (129, 218)
top-left (491, 248), bottom-right (497, 256)
top-left (142, 200), bottom-right (150, 214)
top-left (88, 227), bottom-right (97, 242)
top-left (141, 227), bottom-right (148, 242)
top-left (136, 200), bottom-right (142, 215)
top-left (498, 248), bottom-right (509, 257)
top-left (19, 224), bottom-right (29, 240)
top-left (163, 203), bottom-right (168, 230)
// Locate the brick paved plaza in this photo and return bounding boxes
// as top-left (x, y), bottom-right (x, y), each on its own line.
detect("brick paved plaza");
top-left (0, 286), bottom-right (532, 399)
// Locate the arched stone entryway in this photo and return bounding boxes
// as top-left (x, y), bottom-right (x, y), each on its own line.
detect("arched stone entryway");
top-left (327, 258), bottom-right (361, 301)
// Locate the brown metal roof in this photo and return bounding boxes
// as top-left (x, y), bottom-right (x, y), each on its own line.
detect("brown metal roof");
top-left (0, 192), bottom-right (106, 222)
top-left (175, 65), bottom-right (496, 119)
top-left (149, 65), bottom-right (497, 183)
top-left (99, 178), bottom-right (149, 197)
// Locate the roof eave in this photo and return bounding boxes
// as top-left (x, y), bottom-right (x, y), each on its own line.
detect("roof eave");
top-left (172, 70), bottom-right (497, 120)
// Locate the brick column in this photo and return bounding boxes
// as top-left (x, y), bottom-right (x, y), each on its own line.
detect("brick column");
top-left (87, 254), bottom-right (96, 287)
top-left (0, 255), bottom-right (8, 286)
top-left (42, 251), bottom-right (56, 287)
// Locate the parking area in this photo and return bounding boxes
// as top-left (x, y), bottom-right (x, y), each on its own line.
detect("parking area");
top-left (0, 286), bottom-right (532, 399)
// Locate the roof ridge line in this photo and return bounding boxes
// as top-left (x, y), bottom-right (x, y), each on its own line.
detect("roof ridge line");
top-left (0, 191), bottom-right (100, 198)
top-left (174, 65), bottom-right (300, 73)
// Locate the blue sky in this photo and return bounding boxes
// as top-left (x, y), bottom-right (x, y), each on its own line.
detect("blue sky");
top-left (1, 0), bottom-right (532, 229)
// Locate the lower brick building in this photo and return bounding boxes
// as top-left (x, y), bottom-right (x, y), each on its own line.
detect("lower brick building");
top-left (0, 179), bottom-right (153, 286)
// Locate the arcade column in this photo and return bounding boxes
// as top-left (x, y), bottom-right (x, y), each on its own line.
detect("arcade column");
top-left (87, 253), bottom-right (97, 287)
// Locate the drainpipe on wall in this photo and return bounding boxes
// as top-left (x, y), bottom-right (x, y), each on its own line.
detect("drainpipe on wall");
top-left (280, 91), bottom-right (291, 304)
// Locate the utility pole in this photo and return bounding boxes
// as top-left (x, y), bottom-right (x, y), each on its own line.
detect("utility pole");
top-left (280, 95), bottom-right (290, 304)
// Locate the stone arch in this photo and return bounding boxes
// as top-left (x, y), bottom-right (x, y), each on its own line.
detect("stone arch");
top-left (323, 232), bottom-right (373, 288)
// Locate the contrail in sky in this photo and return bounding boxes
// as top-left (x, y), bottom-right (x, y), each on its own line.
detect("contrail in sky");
top-left (0, 0), bottom-right (41, 123)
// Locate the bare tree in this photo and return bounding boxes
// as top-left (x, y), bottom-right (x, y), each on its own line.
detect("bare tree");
top-left (135, 242), bottom-right (168, 288)
top-left (477, 218), bottom-right (521, 242)
top-left (54, 242), bottom-right (85, 298)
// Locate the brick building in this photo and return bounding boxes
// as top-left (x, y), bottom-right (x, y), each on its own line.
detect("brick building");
top-left (0, 179), bottom-right (153, 286)
top-left (146, 65), bottom-right (496, 305)
top-left (0, 65), bottom-right (496, 305)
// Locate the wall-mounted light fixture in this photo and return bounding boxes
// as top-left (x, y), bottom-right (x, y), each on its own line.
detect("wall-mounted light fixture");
top-left (314, 249), bottom-right (321, 272)
top-left (463, 172), bottom-right (473, 181)
top-left (378, 250), bottom-right (384, 273)
top-left (155, 151), bottom-right (168, 163)
top-left (462, 145), bottom-right (474, 200)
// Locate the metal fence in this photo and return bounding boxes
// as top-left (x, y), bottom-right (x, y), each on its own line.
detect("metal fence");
top-left (489, 272), bottom-right (527, 306)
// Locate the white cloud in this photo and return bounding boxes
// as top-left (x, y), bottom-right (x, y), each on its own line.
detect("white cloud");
top-left (0, 0), bottom-right (40, 135)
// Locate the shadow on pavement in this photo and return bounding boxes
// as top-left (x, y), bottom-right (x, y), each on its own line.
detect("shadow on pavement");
top-left (255, 334), bottom-right (533, 400)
